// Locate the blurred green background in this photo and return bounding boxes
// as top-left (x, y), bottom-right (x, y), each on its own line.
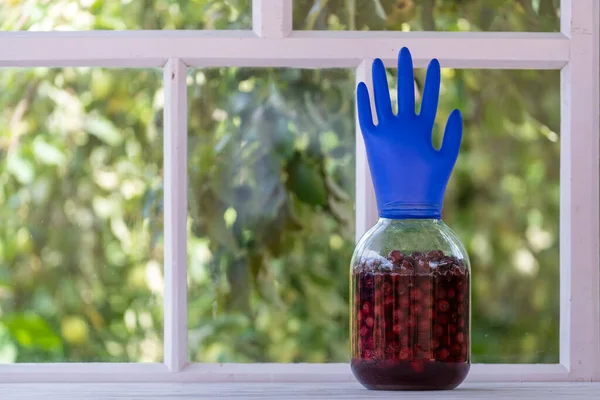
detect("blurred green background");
top-left (0, 0), bottom-right (559, 363)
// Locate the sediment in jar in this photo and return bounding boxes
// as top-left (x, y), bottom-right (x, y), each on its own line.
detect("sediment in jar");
top-left (351, 250), bottom-right (470, 390)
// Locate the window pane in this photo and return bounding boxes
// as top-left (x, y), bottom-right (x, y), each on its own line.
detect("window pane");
top-left (0, 0), bottom-right (250, 30)
top-left (0, 68), bottom-right (163, 362)
top-left (187, 68), bottom-right (356, 363)
top-left (293, 0), bottom-right (559, 32)
top-left (384, 67), bottom-right (559, 363)
top-left (187, 67), bottom-right (559, 364)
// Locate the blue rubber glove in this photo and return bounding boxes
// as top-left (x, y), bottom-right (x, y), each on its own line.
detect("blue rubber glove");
top-left (357, 47), bottom-right (463, 219)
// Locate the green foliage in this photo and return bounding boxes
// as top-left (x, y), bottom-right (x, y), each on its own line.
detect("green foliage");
top-left (0, 0), bottom-right (559, 364)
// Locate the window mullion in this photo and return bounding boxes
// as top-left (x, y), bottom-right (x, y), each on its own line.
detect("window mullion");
top-left (252, 0), bottom-right (292, 38)
top-left (559, 0), bottom-right (600, 381)
top-left (163, 58), bottom-right (189, 372)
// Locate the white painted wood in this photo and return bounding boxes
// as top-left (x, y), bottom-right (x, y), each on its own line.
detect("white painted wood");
top-left (0, 363), bottom-right (169, 383)
top-left (0, 31), bottom-right (568, 68)
top-left (252, 0), bottom-right (292, 37)
top-left (163, 59), bottom-right (189, 372)
top-left (355, 60), bottom-right (379, 241)
top-left (2, 382), bottom-right (600, 400)
top-left (0, 363), bottom-right (569, 383)
top-left (559, 0), bottom-right (600, 382)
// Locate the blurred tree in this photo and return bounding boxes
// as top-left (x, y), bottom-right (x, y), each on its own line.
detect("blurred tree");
top-left (0, 0), bottom-right (559, 363)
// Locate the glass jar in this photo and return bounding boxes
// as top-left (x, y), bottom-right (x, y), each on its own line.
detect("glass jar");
top-left (350, 218), bottom-right (471, 391)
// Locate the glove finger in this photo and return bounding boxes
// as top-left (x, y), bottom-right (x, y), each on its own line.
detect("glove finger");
top-left (397, 47), bottom-right (416, 117)
top-left (420, 58), bottom-right (440, 131)
top-left (372, 58), bottom-right (394, 122)
top-left (440, 109), bottom-right (463, 161)
top-left (357, 82), bottom-right (375, 133)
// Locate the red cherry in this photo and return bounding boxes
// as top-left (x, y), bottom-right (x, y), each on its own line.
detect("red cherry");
top-left (399, 347), bottom-right (413, 361)
top-left (447, 288), bottom-right (456, 299)
top-left (424, 308), bottom-right (436, 319)
top-left (448, 324), bottom-right (457, 335)
top-left (411, 288), bottom-right (423, 301)
top-left (410, 359), bottom-right (425, 373)
top-left (457, 292), bottom-right (465, 303)
top-left (434, 324), bottom-right (444, 337)
top-left (421, 295), bottom-right (433, 307)
top-left (360, 326), bottom-right (369, 336)
top-left (450, 343), bottom-right (462, 356)
top-left (437, 348), bottom-right (449, 361)
top-left (437, 300), bottom-right (450, 312)
top-left (410, 304), bottom-right (422, 316)
top-left (431, 339), bottom-right (440, 349)
top-left (384, 296), bottom-right (394, 306)
top-left (399, 296), bottom-right (410, 308)
top-left (420, 280), bottom-right (432, 292)
top-left (406, 316), bottom-right (416, 328)
top-left (418, 319), bottom-right (430, 331)
top-left (458, 317), bottom-right (465, 328)
top-left (383, 281), bottom-right (393, 296)
top-left (365, 317), bottom-right (374, 328)
top-left (362, 302), bottom-right (371, 314)
top-left (456, 332), bottom-right (465, 344)
top-left (385, 343), bottom-right (398, 357)
top-left (387, 250), bottom-right (403, 264)
top-left (364, 349), bottom-right (374, 359)
top-left (436, 287), bottom-right (447, 299)
top-left (393, 324), bottom-right (403, 334)
top-left (393, 310), bottom-right (407, 322)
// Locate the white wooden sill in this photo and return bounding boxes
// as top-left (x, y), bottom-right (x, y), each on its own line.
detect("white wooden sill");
top-left (2, 382), bottom-right (600, 399)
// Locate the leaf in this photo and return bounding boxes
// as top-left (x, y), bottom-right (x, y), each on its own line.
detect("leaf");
top-left (84, 114), bottom-right (123, 146)
top-left (6, 153), bottom-right (34, 184)
top-left (4, 313), bottom-right (62, 352)
top-left (286, 158), bottom-right (327, 207)
top-left (32, 137), bottom-right (66, 166)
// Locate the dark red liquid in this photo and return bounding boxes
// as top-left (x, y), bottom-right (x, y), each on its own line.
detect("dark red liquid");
top-left (351, 250), bottom-right (470, 391)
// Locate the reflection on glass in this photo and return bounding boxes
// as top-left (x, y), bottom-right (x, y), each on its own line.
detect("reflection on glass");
top-left (0, 0), bottom-right (251, 30)
top-left (293, 0), bottom-right (559, 32)
top-left (0, 68), bottom-right (164, 362)
top-left (187, 66), bottom-right (559, 364)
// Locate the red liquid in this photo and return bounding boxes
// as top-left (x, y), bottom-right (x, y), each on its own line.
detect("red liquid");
top-left (351, 251), bottom-right (470, 391)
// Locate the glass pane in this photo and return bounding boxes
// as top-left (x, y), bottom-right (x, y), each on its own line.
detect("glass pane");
top-left (385, 67), bottom-right (560, 363)
top-left (0, 68), bottom-right (164, 362)
top-left (0, 0), bottom-right (250, 30)
top-left (187, 66), bottom-right (559, 364)
top-left (187, 68), bottom-right (356, 363)
top-left (293, 0), bottom-right (559, 32)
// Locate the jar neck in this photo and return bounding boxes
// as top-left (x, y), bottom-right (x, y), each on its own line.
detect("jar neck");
top-left (378, 202), bottom-right (441, 220)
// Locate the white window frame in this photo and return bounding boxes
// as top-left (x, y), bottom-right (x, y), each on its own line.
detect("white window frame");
top-left (0, 0), bottom-right (597, 384)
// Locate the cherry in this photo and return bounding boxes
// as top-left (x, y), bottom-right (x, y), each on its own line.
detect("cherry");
top-left (447, 288), bottom-right (456, 299)
top-left (437, 300), bottom-right (450, 313)
top-left (450, 344), bottom-right (462, 356)
top-left (436, 314), bottom-right (448, 324)
top-left (362, 302), bottom-right (371, 314)
top-left (448, 324), bottom-right (457, 335)
top-left (393, 324), bottom-right (403, 334)
top-left (360, 326), bottom-right (369, 336)
top-left (406, 316), bottom-right (416, 328)
top-left (399, 347), bottom-right (413, 361)
top-left (456, 332), bottom-right (465, 344)
top-left (365, 317), bottom-right (374, 328)
top-left (387, 250), bottom-right (404, 264)
top-left (437, 348), bottom-right (449, 361)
